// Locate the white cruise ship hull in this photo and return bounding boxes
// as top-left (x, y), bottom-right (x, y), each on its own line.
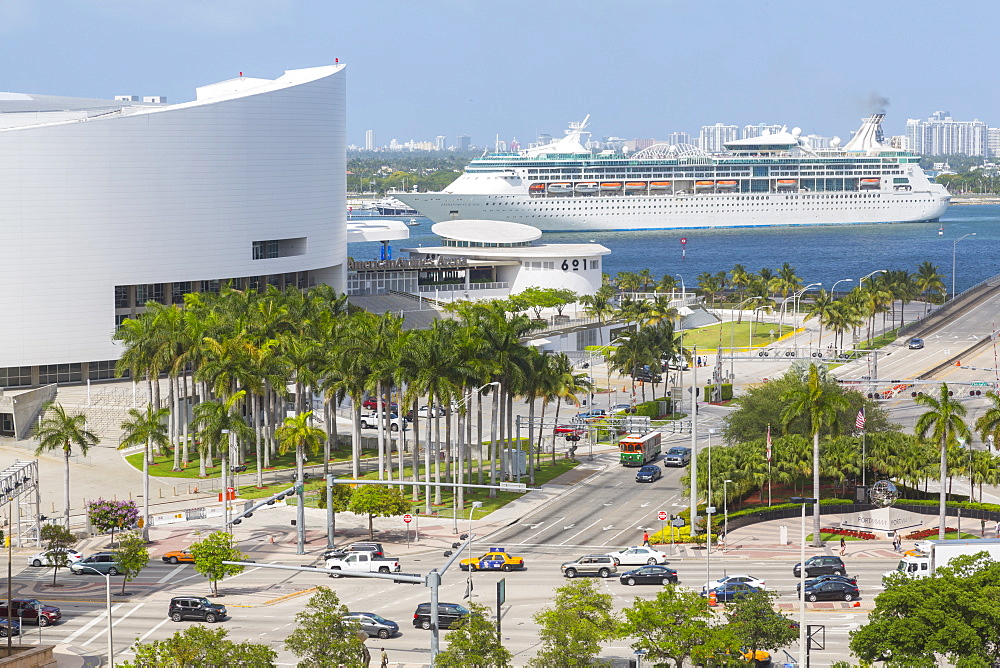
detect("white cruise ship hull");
top-left (396, 190), bottom-right (951, 232)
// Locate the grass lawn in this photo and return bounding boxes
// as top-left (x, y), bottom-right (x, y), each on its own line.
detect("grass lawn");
top-left (679, 321), bottom-right (796, 352)
top-left (239, 457), bottom-right (580, 520)
top-left (124, 447), bottom-right (358, 479)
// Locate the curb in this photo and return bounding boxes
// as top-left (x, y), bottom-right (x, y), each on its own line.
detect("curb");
top-left (227, 586), bottom-right (319, 609)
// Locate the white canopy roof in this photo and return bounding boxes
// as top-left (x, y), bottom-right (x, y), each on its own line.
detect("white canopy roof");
top-left (431, 220), bottom-right (542, 244)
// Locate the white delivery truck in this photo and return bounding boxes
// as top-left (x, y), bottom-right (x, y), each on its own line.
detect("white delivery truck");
top-left (883, 538), bottom-right (1000, 582)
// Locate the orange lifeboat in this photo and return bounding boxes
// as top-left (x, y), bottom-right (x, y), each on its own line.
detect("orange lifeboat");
top-left (625, 181), bottom-right (647, 190)
top-left (649, 181), bottom-right (671, 189)
top-left (600, 182), bottom-right (622, 190)
top-left (716, 180), bottom-right (737, 188)
top-left (529, 183), bottom-right (546, 192)
top-left (695, 180), bottom-right (715, 188)
top-left (777, 179), bottom-right (797, 185)
top-left (861, 178), bottom-right (880, 184)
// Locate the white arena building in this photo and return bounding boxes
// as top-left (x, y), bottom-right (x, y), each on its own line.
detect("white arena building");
top-left (0, 64), bottom-right (347, 392)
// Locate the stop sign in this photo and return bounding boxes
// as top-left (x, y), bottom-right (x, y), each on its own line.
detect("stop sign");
top-left (403, 513), bottom-right (413, 524)
top-left (657, 510), bottom-right (667, 521)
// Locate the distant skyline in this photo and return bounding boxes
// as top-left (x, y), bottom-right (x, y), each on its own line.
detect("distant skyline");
top-left (4, 0), bottom-right (1000, 147)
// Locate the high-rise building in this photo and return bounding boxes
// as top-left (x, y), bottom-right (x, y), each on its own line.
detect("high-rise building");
top-left (365, 129), bottom-right (376, 151)
top-left (666, 132), bottom-right (692, 146)
top-left (0, 64), bottom-right (347, 400)
top-left (988, 128), bottom-right (1000, 158)
top-left (457, 134), bottom-right (471, 151)
top-left (699, 124), bottom-right (738, 152)
top-left (906, 112), bottom-right (989, 156)
top-left (742, 123), bottom-right (783, 139)
top-left (435, 135), bottom-right (446, 151)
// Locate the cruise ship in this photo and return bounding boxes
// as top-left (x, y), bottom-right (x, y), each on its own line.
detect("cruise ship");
top-left (394, 114), bottom-right (950, 232)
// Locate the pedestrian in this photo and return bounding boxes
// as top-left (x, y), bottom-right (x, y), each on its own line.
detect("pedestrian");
top-left (380, 647), bottom-right (389, 668)
top-left (893, 535), bottom-right (901, 552)
top-left (839, 536), bottom-right (846, 556)
top-left (642, 531), bottom-right (650, 546)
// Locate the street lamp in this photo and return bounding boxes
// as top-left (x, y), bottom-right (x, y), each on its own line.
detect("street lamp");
top-left (830, 278), bottom-right (853, 296)
top-left (452, 384), bottom-right (499, 532)
top-left (952, 233), bottom-right (977, 300)
top-left (859, 269), bottom-right (887, 287)
top-left (793, 283), bottom-right (822, 341)
top-left (220, 429), bottom-right (230, 533)
top-left (77, 565), bottom-right (114, 667)
top-left (465, 501), bottom-right (483, 599)
top-left (791, 496), bottom-right (818, 668)
top-left (723, 479), bottom-right (733, 552)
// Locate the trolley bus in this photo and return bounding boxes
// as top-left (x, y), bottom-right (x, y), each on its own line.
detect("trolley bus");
top-left (619, 431), bottom-right (662, 467)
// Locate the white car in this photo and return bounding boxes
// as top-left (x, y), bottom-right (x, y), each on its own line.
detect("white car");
top-left (702, 574), bottom-right (766, 592)
top-left (606, 546), bottom-right (669, 566)
top-left (27, 549), bottom-right (83, 567)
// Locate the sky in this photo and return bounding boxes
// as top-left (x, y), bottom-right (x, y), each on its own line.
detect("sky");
top-left (2, 0), bottom-right (998, 147)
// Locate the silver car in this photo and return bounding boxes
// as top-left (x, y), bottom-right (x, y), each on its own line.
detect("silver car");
top-left (345, 612), bottom-right (399, 639)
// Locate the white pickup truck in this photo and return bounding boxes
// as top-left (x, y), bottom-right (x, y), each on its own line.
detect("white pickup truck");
top-left (358, 411), bottom-right (408, 432)
top-left (325, 552), bottom-right (401, 578)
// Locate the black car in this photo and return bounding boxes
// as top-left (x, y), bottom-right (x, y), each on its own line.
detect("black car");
top-left (701, 582), bottom-right (761, 603)
top-left (793, 556), bottom-right (846, 578)
top-left (663, 447), bottom-right (691, 467)
top-left (619, 565), bottom-right (678, 586)
top-left (635, 465), bottom-right (662, 483)
top-left (803, 580), bottom-right (859, 602)
top-left (412, 602), bottom-right (469, 630)
top-left (168, 596), bottom-right (227, 623)
top-left (796, 574), bottom-right (858, 594)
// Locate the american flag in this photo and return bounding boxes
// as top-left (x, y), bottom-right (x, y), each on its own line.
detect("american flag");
top-left (856, 409), bottom-right (866, 431)
top-left (766, 424), bottom-right (772, 462)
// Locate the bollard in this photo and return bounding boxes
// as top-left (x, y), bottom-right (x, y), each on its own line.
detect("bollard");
top-left (708, 590), bottom-right (717, 607)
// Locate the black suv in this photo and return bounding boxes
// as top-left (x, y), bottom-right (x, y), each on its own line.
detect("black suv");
top-left (793, 555), bottom-right (846, 578)
top-left (412, 602), bottom-right (469, 630)
top-left (322, 542), bottom-right (385, 561)
top-left (168, 597), bottom-right (227, 623)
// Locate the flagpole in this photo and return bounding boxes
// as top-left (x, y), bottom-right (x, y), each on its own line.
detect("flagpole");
top-left (861, 408), bottom-right (867, 488)
top-left (766, 424), bottom-right (772, 507)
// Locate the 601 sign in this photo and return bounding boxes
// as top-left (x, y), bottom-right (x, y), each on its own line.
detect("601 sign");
top-left (561, 258), bottom-right (585, 271)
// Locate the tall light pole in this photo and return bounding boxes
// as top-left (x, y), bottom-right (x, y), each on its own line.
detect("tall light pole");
top-left (78, 565), bottom-right (114, 667)
top-left (793, 282), bottom-right (822, 333)
top-left (220, 429), bottom-right (230, 533)
top-left (791, 496), bottom-right (818, 668)
top-left (830, 278), bottom-right (853, 296)
top-left (952, 233), bottom-right (977, 300)
top-left (676, 273), bottom-right (686, 416)
top-left (451, 384), bottom-right (498, 532)
top-left (723, 479), bottom-right (733, 552)
top-left (859, 269), bottom-right (887, 287)
top-left (689, 345), bottom-right (698, 532)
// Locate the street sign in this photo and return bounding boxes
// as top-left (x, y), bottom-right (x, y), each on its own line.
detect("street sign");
top-left (672, 517), bottom-right (686, 527)
top-left (499, 482), bottom-right (527, 492)
top-left (403, 513), bottom-right (413, 524)
top-left (657, 510), bottom-right (667, 521)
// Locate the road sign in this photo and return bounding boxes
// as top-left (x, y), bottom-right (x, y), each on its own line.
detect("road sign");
top-left (657, 510), bottom-right (668, 521)
top-left (499, 481), bottom-right (527, 492)
top-left (403, 513), bottom-right (413, 524)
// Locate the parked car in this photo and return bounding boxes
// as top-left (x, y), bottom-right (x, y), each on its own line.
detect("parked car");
top-left (554, 424), bottom-right (586, 441)
top-left (635, 465), bottom-right (662, 483)
top-left (27, 549), bottom-right (82, 568)
top-left (561, 555), bottom-right (617, 578)
top-left (701, 582), bottom-right (762, 603)
top-left (703, 574), bottom-right (767, 592)
top-left (611, 404), bottom-right (636, 414)
top-left (793, 556), bottom-right (847, 578)
top-left (663, 357), bottom-right (689, 370)
top-left (70, 553), bottom-right (122, 576)
top-left (344, 612), bottom-right (399, 639)
top-left (607, 546), bottom-right (669, 566)
top-left (575, 408), bottom-right (606, 420)
top-left (663, 447), bottom-right (692, 467)
top-left (161, 550), bottom-right (195, 564)
top-left (619, 565), bottom-right (678, 586)
top-left (168, 596), bottom-right (227, 623)
top-left (412, 602), bottom-right (470, 630)
top-left (460, 549), bottom-right (525, 572)
top-left (0, 599), bottom-right (61, 626)
top-left (361, 398), bottom-right (398, 411)
top-left (322, 542), bottom-right (385, 561)
top-left (907, 337), bottom-right (925, 350)
top-left (803, 579), bottom-right (859, 602)
top-left (405, 405), bottom-right (446, 420)
top-left (358, 411), bottom-right (408, 431)
top-left (0, 620), bottom-right (20, 638)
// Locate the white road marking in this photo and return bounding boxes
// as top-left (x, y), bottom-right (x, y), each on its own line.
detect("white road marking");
top-left (602, 525), bottom-right (614, 531)
top-left (82, 602), bottom-right (145, 647)
top-left (157, 565), bottom-right (187, 584)
top-left (131, 617), bottom-right (171, 647)
top-left (63, 602), bottom-right (127, 645)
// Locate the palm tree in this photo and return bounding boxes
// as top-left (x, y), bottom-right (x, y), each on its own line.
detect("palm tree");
top-left (776, 262), bottom-right (802, 298)
top-left (276, 411), bottom-right (327, 553)
top-left (780, 365), bottom-right (851, 546)
top-left (656, 274), bottom-right (678, 294)
top-left (803, 290), bottom-right (835, 347)
top-left (975, 391), bottom-right (1000, 449)
top-left (118, 405), bottom-right (170, 541)
top-left (729, 264), bottom-right (751, 302)
top-left (34, 404), bottom-right (99, 528)
top-left (915, 383), bottom-right (971, 540)
top-left (915, 261), bottom-right (946, 315)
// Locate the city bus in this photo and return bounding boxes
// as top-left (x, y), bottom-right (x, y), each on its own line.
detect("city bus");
top-left (619, 431), bottom-right (662, 467)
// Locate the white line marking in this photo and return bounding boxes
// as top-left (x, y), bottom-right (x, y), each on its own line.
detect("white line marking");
top-left (157, 565), bottom-right (187, 584)
top-left (82, 601), bottom-right (145, 647)
top-left (132, 617), bottom-right (171, 646)
top-left (63, 602), bottom-right (127, 645)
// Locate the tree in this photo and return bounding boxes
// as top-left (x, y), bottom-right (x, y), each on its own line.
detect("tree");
top-left (275, 411), bottom-right (326, 551)
top-left (724, 589), bottom-right (798, 659)
top-left (851, 552), bottom-right (1000, 666)
top-left (530, 579), bottom-right (617, 667)
top-left (284, 586), bottom-right (367, 667)
top-left (86, 499), bottom-right (139, 547)
top-left (618, 585), bottom-right (725, 668)
top-left (189, 530), bottom-right (246, 596)
top-left (436, 602), bottom-right (512, 668)
top-left (781, 364), bottom-right (852, 546)
top-left (915, 383), bottom-right (971, 541)
top-left (114, 531), bottom-right (150, 595)
top-left (348, 485), bottom-right (411, 539)
top-left (38, 523), bottom-right (77, 586)
top-left (120, 624), bottom-right (276, 667)
top-left (118, 405), bottom-right (170, 541)
top-left (34, 403), bottom-right (99, 528)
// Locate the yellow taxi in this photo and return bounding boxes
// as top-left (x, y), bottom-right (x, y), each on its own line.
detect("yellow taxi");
top-left (459, 548), bottom-right (525, 572)
top-left (161, 550), bottom-right (195, 565)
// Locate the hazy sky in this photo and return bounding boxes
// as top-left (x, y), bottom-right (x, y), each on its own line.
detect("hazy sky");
top-left (2, 0), bottom-right (997, 147)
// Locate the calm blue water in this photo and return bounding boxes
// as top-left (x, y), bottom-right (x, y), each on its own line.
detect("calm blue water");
top-left (352, 204), bottom-right (1000, 293)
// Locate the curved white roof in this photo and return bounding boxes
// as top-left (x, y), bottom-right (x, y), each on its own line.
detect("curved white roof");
top-left (346, 219), bottom-right (410, 243)
top-left (431, 219), bottom-right (542, 244)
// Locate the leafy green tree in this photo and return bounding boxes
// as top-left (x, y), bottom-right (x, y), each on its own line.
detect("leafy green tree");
top-left (916, 382), bottom-right (971, 540)
top-left (348, 485), bottom-right (411, 539)
top-left (38, 523), bottom-right (77, 586)
top-left (118, 405), bottom-right (170, 541)
top-left (436, 602), bottom-right (512, 668)
top-left (724, 589), bottom-right (798, 659)
top-left (114, 531), bottom-right (150, 595)
top-left (34, 403), bottom-right (99, 528)
top-left (189, 530), bottom-right (247, 596)
top-left (284, 586), bottom-right (367, 667)
top-left (781, 364), bottom-right (853, 545)
top-left (530, 579), bottom-right (617, 667)
top-left (86, 498), bottom-right (139, 547)
top-left (851, 552), bottom-right (1000, 666)
top-left (618, 585), bottom-right (725, 668)
top-left (120, 624), bottom-right (276, 667)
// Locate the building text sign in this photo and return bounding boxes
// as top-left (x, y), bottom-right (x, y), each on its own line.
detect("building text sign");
top-left (347, 257), bottom-right (468, 271)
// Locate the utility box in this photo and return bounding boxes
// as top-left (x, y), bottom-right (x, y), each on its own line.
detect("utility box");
top-left (503, 448), bottom-right (527, 477)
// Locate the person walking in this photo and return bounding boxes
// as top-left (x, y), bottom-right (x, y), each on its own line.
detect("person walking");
top-left (642, 531), bottom-right (650, 546)
top-left (839, 536), bottom-right (846, 556)
top-left (380, 648), bottom-right (389, 668)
